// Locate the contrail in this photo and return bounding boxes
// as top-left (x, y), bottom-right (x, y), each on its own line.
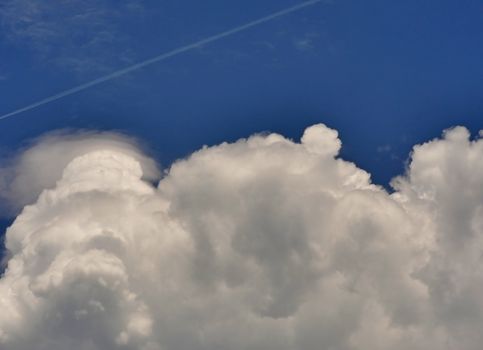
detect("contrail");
top-left (0, 0), bottom-right (322, 122)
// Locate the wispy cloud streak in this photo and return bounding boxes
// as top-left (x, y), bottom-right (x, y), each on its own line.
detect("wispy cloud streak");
top-left (0, 0), bottom-right (322, 122)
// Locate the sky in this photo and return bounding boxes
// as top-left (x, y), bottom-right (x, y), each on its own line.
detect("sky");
top-left (1, 0), bottom-right (482, 183)
top-left (0, 1), bottom-right (483, 349)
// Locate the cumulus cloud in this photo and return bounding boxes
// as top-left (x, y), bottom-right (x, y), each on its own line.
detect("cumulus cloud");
top-left (0, 130), bottom-right (159, 215)
top-left (0, 124), bottom-right (482, 350)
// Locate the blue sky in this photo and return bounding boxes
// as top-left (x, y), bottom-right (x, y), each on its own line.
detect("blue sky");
top-left (2, 2), bottom-right (483, 347)
top-left (1, 0), bottom-right (482, 187)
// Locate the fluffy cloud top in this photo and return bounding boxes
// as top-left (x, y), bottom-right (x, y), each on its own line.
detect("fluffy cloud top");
top-left (0, 130), bottom-right (159, 215)
top-left (0, 124), bottom-right (482, 350)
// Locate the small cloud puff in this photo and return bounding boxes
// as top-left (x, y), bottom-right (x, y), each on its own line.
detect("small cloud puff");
top-left (0, 130), bottom-right (159, 215)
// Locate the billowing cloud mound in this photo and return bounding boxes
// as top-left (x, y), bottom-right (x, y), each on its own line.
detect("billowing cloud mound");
top-left (0, 130), bottom-right (159, 215)
top-left (0, 124), bottom-right (482, 350)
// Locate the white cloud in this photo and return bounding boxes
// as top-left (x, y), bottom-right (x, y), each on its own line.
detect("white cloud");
top-left (0, 0), bottom-right (144, 76)
top-left (0, 130), bottom-right (159, 215)
top-left (0, 124), bottom-right (482, 349)
top-left (293, 32), bottom-right (320, 52)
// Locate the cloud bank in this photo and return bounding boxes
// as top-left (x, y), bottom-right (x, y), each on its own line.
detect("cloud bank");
top-left (0, 124), bottom-right (482, 350)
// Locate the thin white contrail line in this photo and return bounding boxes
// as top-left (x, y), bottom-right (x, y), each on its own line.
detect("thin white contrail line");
top-left (0, 0), bottom-right (322, 122)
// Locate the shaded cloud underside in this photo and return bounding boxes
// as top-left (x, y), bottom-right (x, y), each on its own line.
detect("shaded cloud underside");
top-left (0, 124), bottom-right (482, 350)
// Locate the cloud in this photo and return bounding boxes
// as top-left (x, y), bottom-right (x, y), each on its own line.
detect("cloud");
top-left (0, 0), bottom-right (144, 76)
top-left (0, 124), bottom-right (482, 349)
top-left (293, 32), bottom-right (320, 52)
top-left (0, 130), bottom-right (159, 216)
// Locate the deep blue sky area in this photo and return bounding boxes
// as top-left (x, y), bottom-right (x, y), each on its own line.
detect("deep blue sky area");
top-left (1, 0), bottom-right (483, 230)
